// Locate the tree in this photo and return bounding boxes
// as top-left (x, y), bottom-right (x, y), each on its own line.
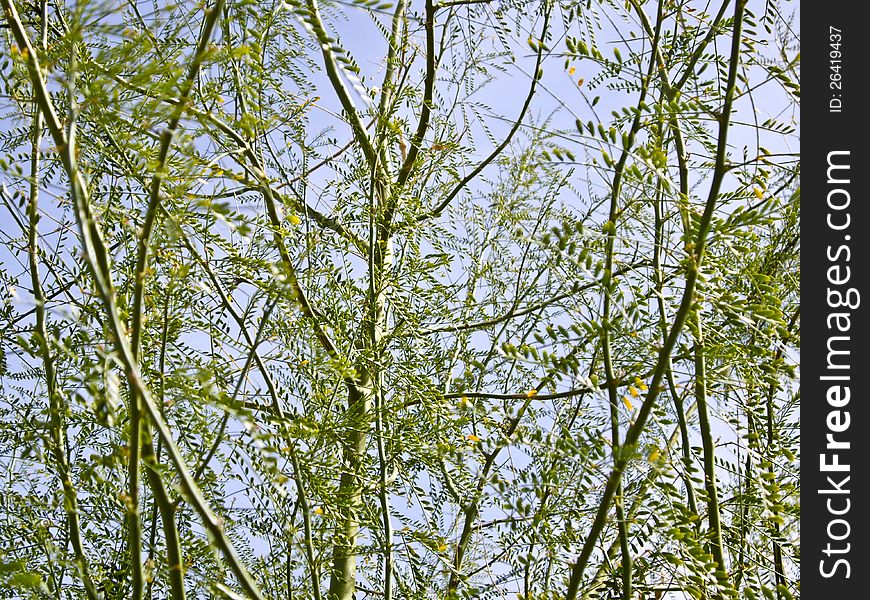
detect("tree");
top-left (0, 0), bottom-right (799, 599)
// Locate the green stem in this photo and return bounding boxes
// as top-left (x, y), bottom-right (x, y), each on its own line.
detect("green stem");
top-left (693, 314), bottom-right (727, 585)
top-left (125, 3), bottom-right (226, 597)
top-left (289, 447), bottom-right (323, 600)
top-left (395, 0), bottom-right (434, 188)
top-left (582, 408), bottom-right (697, 599)
top-left (145, 289), bottom-right (171, 600)
top-left (598, 3), bottom-right (664, 594)
top-left (375, 0), bottom-right (408, 172)
top-left (141, 436), bottom-right (186, 600)
top-left (652, 172), bottom-right (700, 520)
top-left (418, 4), bottom-right (550, 223)
top-left (304, 0), bottom-right (377, 168)
top-left (652, 87), bottom-right (701, 523)
top-left (374, 386), bottom-right (394, 600)
top-left (448, 345), bottom-right (586, 595)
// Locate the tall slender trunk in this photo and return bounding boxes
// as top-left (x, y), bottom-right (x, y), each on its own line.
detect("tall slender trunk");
top-left (328, 226), bottom-right (392, 600)
top-left (327, 380), bottom-right (373, 600)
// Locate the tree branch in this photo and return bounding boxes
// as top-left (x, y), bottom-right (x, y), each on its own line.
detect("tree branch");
top-left (395, 0), bottom-right (435, 188)
top-left (420, 262), bottom-right (649, 335)
top-left (303, 0), bottom-right (378, 170)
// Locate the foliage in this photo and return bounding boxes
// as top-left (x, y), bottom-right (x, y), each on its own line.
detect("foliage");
top-left (0, 0), bottom-right (799, 599)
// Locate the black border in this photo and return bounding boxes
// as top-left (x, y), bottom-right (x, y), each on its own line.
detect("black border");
top-left (802, 2), bottom-right (867, 595)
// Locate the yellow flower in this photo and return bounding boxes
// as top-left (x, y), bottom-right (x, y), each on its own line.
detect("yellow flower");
top-left (525, 389), bottom-right (538, 398)
top-left (753, 187), bottom-right (764, 199)
top-left (622, 396), bottom-right (633, 411)
top-left (466, 434), bottom-right (481, 443)
top-left (289, 214), bottom-right (301, 225)
top-left (568, 66), bottom-right (576, 75)
top-left (628, 386), bottom-right (639, 398)
top-left (648, 448), bottom-right (661, 462)
top-left (313, 507), bottom-right (324, 515)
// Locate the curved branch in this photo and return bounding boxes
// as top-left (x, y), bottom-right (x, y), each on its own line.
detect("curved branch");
top-left (304, 0), bottom-right (378, 169)
top-left (23, 5), bottom-right (98, 597)
top-left (90, 65), bottom-right (370, 254)
top-left (420, 262), bottom-right (650, 335)
top-left (126, 3), bottom-right (226, 597)
top-left (395, 0), bottom-right (435, 188)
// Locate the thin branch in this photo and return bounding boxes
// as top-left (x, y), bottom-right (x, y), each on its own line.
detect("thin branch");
top-left (395, 0), bottom-right (435, 188)
top-left (447, 337), bottom-right (599, 594)
top-left (420, 263), bottom-right (649, 335)
top-left (303, 0), bottom-right (378, 170)
top-left (443, 388), bottom-right (590, 401)
top-left (125, 1), bottom-right (227, 596)
top-left (598, 3), bottom-right (664, 596)
top-left (284, 118), bottom-right (375, 189)
top-left (289, 446), bottom-right (324, 600)
top-left (173, 220), bottom-right (286, 418)
top-left (191, 299), bottom-right (278, 483)
top-left (692, 312), bottom-right (728, 583)
top-left (145, 285), bottom-right (173, 600)
top-left (435, 0), bottom-right (492, 8)
top-left (128, 0), bottom-right (230, 600)
top-left (89, 64), bottom-right (370, 254)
